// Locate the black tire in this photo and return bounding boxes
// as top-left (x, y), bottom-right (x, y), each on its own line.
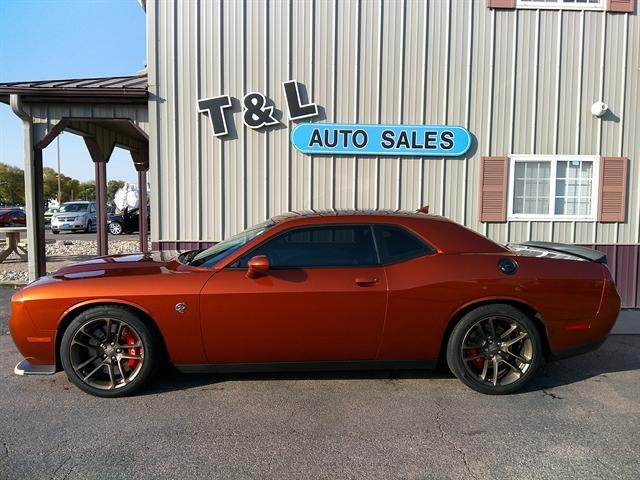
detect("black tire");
top-left (52, 230), bottom-right (59, 235)
top-left (60, 305), bottom-right (161, 397)
top-left (446, 304), bottom-right (542, 395)
top-left (84, 220), bottom-right (92, 234)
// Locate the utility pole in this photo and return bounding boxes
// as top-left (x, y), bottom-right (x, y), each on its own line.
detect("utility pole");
top-left (56, 135), bottom-right (61, 204)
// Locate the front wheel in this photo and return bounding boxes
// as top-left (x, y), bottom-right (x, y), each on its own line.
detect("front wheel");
top-left (446, 304), bottom-right (541, 395)
top-left (60, 306), bottom-right (160, 397)
top-left (84, 220), bottom-right (93, 233)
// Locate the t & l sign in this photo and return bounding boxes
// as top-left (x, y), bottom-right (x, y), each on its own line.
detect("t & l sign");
top-left (197, 80), bottom-right (472, 157)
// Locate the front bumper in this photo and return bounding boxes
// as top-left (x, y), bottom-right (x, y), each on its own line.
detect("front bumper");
top-left (15, 358), bottom-right (56, 376)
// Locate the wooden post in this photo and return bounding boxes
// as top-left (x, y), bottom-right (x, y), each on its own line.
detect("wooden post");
top-left (132, 149), bottom-right (149, 253)
top-left (85, 137), bottom-right (109, 256)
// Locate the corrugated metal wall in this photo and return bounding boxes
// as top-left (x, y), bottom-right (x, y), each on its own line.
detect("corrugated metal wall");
top-left (147, 0), bottom-right (638, 247)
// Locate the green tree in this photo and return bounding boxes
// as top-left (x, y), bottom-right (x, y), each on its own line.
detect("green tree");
top-left (42, 167), bottom-right (84, 203)
top-left (107, 180), bottom-right (125, 205)
top-left (78, 181), bottom-right (96, 201)
top-left (0, 163), bottom-right (25, 206)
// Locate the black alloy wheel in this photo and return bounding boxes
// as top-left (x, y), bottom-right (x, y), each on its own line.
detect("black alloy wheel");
top-left (446, 304), bottom-right (541, 395)
top-left (60, 306), bottom-right (160, 397)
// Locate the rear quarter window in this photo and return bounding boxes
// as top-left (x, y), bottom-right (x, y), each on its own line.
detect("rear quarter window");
top-left (373, 225), bottom-right (434, 264)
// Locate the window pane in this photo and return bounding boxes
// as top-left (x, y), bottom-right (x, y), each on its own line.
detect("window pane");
top-left (513, 161), bottom-right (551, 214)
top-left (554, 160), bottom-right (593, 216)
top-left (240, 225), bottom-right (378, 268)
top-left (373, 225), bottom-right (433, 264)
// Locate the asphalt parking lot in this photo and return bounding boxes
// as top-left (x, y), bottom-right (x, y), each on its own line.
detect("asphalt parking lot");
top-left (1, 287), bottom-right (639, 480)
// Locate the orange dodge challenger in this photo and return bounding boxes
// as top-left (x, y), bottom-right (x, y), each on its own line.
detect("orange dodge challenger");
top-left (9, 211), bottom-right (620, 397)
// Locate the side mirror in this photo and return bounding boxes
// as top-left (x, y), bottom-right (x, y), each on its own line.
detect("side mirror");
top-left (246, 255), bottom-right (270, 278)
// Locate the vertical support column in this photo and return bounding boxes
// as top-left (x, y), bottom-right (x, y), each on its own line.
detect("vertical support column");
top-left (94, 160), bottom-right (108, 256)
top-left (85, 137), bottom-right (109, 256)
top-left (137, 167), bottom-right (149, 253)
top-left (132, 148), bottom-right (149, 253)
top-left (10, 94), bottom-right (45, 281)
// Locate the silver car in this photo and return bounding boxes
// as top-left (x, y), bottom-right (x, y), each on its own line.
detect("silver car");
top-left (51, 201), bottom-right (97, 234)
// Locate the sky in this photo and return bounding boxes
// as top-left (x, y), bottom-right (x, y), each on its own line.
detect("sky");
top-left (0, 0), bottom-right (146, 184)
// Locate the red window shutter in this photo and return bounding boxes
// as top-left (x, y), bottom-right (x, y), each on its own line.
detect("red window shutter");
top-left (480, 157), bottom-right (508, 223)
top-left (487, 0), bottom-right (516, 8)
top-left (598, 157), bottom-right (628, 222)
top-left (608, 0), bottom-right (635, 12)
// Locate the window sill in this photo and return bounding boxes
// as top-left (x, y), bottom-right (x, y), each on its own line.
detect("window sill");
top-left (508, 215), bottom-right (597, 222)
top-left (515, 5), bottom-right (604, 11)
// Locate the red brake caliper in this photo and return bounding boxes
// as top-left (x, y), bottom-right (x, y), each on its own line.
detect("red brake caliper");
top-left (122, 328), bottom-right (139, 369)
top-left (466, 348), bottom-right (485, 369)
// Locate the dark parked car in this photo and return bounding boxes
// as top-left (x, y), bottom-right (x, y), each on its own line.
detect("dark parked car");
top-left (108, 207), bottom-right (150, 235)
top-left (0, 208), bottom-right (26, 227)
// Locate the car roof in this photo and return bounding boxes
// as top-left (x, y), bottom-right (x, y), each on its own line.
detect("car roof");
top-left (267, 209), bottom-right (507, 255)
top-left (271, 209), bottom-right (434, 223)
top-left (62, 201), bottom-right (92, 204)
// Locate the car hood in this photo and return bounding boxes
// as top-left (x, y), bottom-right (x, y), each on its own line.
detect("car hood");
top-left (50, 252), bottom-right (182, 280)
top-left (53, 212), bottom-right (85, 218)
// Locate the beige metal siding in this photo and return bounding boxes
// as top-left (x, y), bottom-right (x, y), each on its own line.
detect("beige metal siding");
top-left (149, 0), bottom-right (639, 246)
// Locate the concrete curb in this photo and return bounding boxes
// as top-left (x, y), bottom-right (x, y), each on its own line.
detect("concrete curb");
top-left (0, 282), bottom-right (26, 289)
top-left (611, 310), bottom-right (640, 335)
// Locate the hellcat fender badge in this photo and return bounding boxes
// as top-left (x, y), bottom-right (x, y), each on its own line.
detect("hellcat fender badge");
top-left (175, 302), bottom-right (187, 314)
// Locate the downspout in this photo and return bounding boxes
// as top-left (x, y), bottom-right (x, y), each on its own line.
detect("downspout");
top-left (10, 94), bottom-right (46, 281)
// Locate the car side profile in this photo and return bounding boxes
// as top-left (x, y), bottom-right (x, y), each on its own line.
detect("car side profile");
top-left (9, 211), bottom-right (620, 397)
top-left (0, 208), bottom-right (26, 227)
top-left (50, 201), bottom-right (96, 234)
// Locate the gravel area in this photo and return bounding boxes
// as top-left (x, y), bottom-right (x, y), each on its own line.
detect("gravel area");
top-left (0, 240), bottom-right (142, 284)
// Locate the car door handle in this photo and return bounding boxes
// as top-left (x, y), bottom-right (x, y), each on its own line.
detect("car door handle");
top-left (355, 277), bottom-right (379, 286)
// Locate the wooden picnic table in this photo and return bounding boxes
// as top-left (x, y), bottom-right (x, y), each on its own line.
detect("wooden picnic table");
top-left (0, 227), bottom-right (28, 263)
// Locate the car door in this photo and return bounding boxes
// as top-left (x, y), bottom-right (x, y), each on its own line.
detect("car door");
top-left (199, 224), bottom-right (388, 364)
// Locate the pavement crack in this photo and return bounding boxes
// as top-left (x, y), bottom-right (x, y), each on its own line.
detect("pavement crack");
top-left (542, 389), bottom-right (563, 400)
top-left (0, 442), bottom-right (8, 462)
top-left (50, 455), bottom-right (71, 479)
top-left (434, 399), bottom-right (472, 475)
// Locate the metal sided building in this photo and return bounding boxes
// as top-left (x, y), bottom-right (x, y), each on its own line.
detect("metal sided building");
top-left (147, 0), bottom-right (639, 306)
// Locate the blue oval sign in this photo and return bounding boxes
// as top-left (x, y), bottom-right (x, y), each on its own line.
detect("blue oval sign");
top-left (291, 123), bottom-right (471, 157)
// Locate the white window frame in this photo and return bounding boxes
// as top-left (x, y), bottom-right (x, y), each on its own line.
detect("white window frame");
top-left (507, 155), bottom-right (600, 221)
top-left (516, 0), bottom-right (604, 11)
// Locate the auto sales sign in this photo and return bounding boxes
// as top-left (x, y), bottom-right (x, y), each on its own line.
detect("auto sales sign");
top-left (197, 79), bottom-right (472, 158)
top-left (291, 123), bottom-right (471, 157)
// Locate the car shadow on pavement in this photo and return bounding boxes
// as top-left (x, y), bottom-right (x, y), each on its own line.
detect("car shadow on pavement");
top-left (524, 335), bottom-right (640, 393)
top-left (139, 335), bottom-right (640, 396)
top-left (141, 366), bottom-right (456, 396)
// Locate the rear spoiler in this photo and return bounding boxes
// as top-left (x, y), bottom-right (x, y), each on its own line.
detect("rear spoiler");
top-left (520, 241), bottom-right (607, 264)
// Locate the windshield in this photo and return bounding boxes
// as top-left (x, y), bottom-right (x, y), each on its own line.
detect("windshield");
top-left (60, 203), bottom-right (89, 213)
top-left (186, 219), bottom-right (275, 267)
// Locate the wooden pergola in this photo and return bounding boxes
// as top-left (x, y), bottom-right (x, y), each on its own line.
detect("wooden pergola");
top-left (0, 75), bottom-right (149, 281)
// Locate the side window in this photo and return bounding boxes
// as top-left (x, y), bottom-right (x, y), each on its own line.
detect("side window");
top-left (373, 225), bottom-right (433, 264)
top-left (238, 225), bottom-right (378, 268)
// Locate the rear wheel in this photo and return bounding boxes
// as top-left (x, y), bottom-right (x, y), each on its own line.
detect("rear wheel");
top-left (446, 304), bottom-right (541, 395)
top-left (60, 306), bottom-right (160, 397)
top-left (108, 222), bottom-right (123, 235)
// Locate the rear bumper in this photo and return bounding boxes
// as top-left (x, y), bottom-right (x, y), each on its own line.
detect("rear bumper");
top-left (14, 358), bottom-right (56, 376)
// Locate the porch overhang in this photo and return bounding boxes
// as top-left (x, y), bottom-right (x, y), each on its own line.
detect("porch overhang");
top-left (0, 74), bottom-right (150, 281)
